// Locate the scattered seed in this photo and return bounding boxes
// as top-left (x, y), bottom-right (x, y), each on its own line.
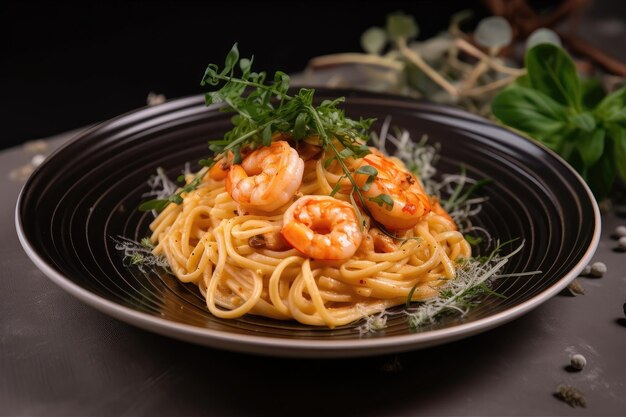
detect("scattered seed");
top-left (567, 279), bottom-right (585, 296)
top-left (615, 225), bottom-right (626, 238)
top-left (590, 262), bottom-right (607, 278)
top-left (618, 236), bottom-right (626, 251)
top-left (555, 384), bottom-right (586, 408)
top-left (570, 354), bottom-right (586, 371)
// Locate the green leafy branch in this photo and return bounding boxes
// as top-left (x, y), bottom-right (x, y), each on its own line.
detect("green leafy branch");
top-left (492, 43), bottom-right (626, 200)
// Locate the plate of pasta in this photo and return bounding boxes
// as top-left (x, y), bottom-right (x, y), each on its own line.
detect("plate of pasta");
top-left (16, 48), bottom-right (599, 357)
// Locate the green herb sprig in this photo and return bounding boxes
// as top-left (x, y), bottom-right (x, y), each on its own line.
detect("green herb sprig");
top-left (139, 43), bottom-right (379, 213)
top-left (492, 43), bottom-right (626, 200)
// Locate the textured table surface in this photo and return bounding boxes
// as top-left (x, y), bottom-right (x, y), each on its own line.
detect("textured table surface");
top-left (1, 128), bottom-right (625, 416)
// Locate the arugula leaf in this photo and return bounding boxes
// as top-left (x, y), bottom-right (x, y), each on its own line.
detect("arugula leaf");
top-left (355, 165), bottom-right (378, 191)
top-left (525, 44), bottom-right (582, 111)
top-left (464, 235), bottom-right (483, 246)
top-left (368, 193), bottom-right (394, 210)
top-left (138, 199), bottom-right (171, 213)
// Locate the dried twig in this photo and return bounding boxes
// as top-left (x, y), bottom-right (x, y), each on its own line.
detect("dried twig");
top-left (558, 31), bottom-right (626, 76)
top-left (456, 38), bottom-right (525, 76)
top-left (461, 75), bottom-right (518, 97)
top-left (308, 53), bottom-right (404, 71)
top-left (395, 38), bottom-right (459, 97)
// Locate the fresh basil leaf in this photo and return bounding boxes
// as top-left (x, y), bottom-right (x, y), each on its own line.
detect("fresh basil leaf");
top-left (492, 85), bottom-right (568, 142)
top-left (595, 86), bottom-right (626, 128)
top-left (581, 78), bottom-right (606, 109)
top-left (525, 44), bottom-right (582, 111)
top-left (608, 126), bottom-right (626, 182)
top-left (569, 112), bottom-right (596, 132)
top-left (575, 128), bottom-right (605, 167)
top-left (585, 153), bottom-right (615, 201)
top-left (514, 74), bottom-right (531, 88)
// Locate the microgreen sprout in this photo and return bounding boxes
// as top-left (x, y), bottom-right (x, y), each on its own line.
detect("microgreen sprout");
top-left (405, 241), bottom-right (524, 329)
top-left (112, 236), bottom-right (169, 273)
top-left (357, 309), bottom-right (389, 335)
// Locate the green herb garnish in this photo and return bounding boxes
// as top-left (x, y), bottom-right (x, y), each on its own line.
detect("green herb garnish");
top-left (139, 43), bottom-right (411, 242)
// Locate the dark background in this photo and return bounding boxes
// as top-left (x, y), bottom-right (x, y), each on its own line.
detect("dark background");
top-left (2, 1), bottom-right (486, 149)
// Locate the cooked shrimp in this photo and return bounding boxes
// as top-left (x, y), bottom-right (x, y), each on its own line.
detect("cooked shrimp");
top-left (226, 141), bottom-right (304, 212)
top-left (281, 195), bottom-right (363, 260)
top-left (354, 154), bottom-right (430, 230)
top-left (208, 152), bottom-right (233, 181)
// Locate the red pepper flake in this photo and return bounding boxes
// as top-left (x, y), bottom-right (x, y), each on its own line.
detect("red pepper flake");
top-left (402, 203), bottom-right (417, 214)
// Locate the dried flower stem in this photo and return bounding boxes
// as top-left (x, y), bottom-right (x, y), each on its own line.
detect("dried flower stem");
top-left (395, 37), bottom-right (460, 97)
top-left (456, 38), bottom-right (526, 76)
top-left (461, 75), bottom-right (517, 97)
top-left (308, 53), bottom-right (405, 71)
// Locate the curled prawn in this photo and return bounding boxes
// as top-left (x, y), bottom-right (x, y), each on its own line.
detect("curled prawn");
top-left (281, 195), bottom-right (363, 260)
top-left (226, 141), bottom-right (304, 212)
top-left (354, 154), bottom-right (430, 230)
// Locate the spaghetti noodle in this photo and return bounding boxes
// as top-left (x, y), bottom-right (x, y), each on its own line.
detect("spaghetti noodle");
top-left (148, 138), bottom-right (471, 328)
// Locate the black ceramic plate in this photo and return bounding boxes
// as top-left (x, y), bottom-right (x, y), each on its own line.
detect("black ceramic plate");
top-left (16, 90), bottom-right (599, 357)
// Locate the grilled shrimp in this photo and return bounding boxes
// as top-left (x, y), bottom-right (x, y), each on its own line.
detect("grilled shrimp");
top-left (355, 154), bottom-right (430, 230)
top-left (226, 141), bottom-right (304, 212)
top-left (281, 195), bottom-right (363, 260)
top-left (208, 151), bottom-right (233, 181)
